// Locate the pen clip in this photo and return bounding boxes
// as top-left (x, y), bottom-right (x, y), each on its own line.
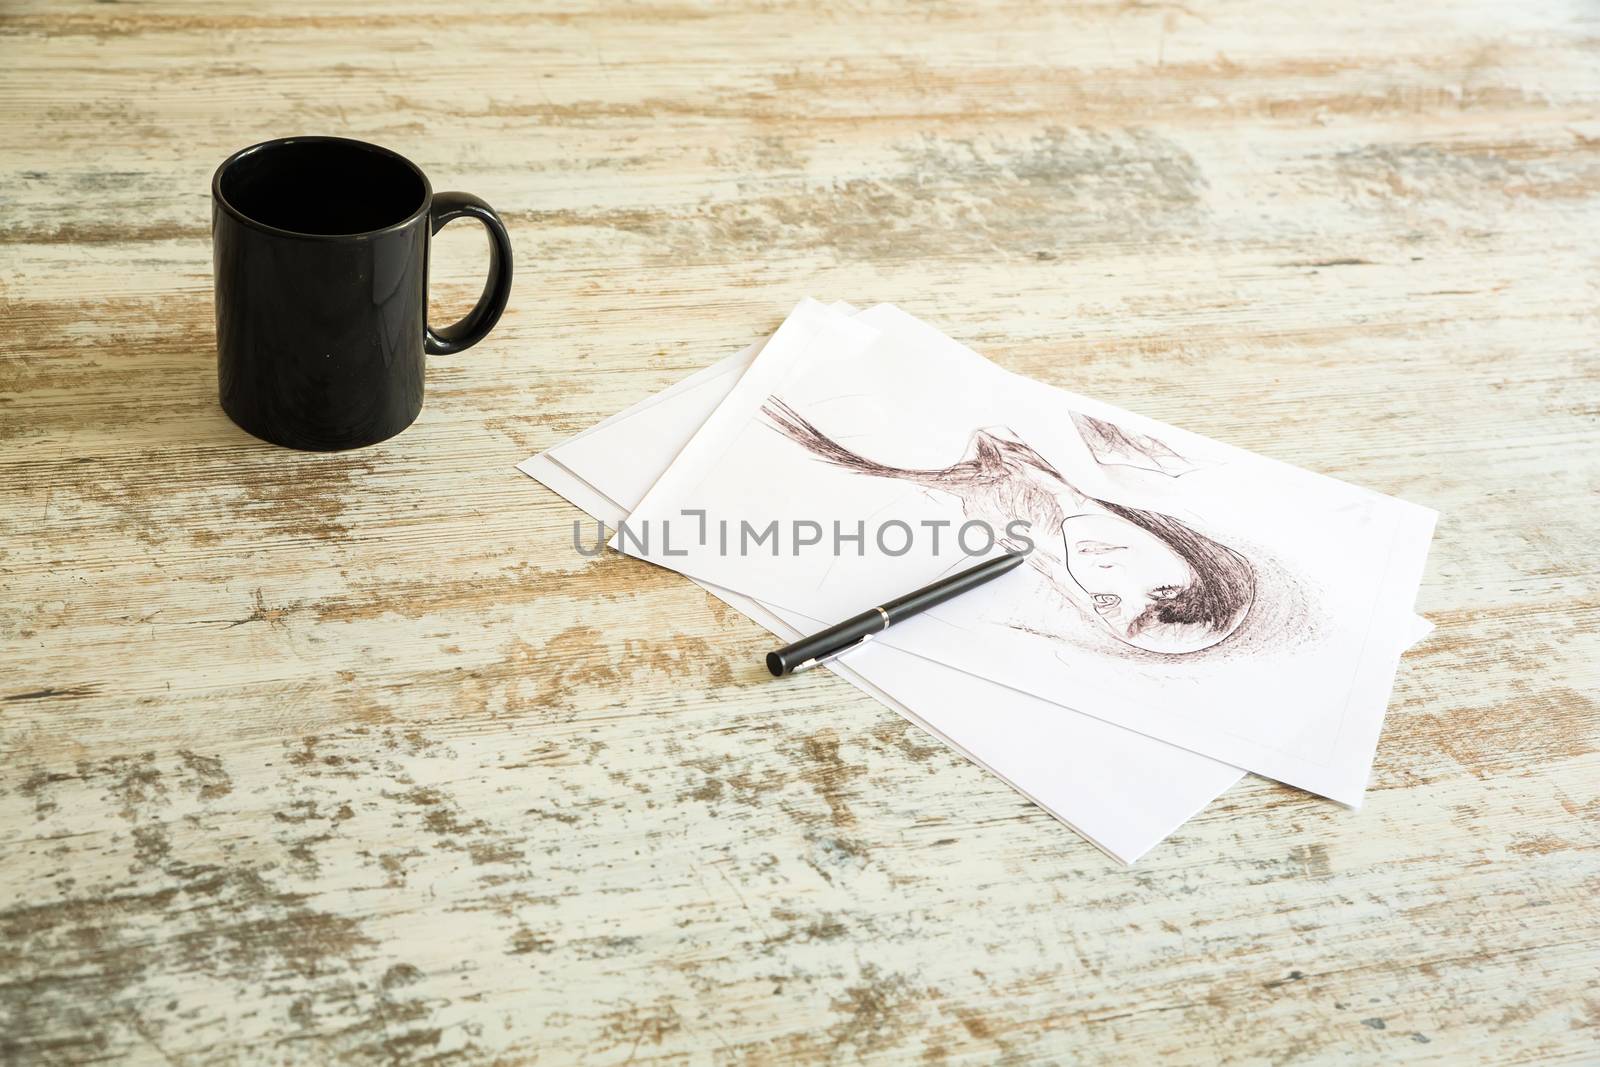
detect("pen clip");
top-left (792, 631), bottom-right (875, 673)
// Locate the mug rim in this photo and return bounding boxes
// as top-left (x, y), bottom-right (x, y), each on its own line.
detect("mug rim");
top-left (212, 135), bottom-right (434, 242)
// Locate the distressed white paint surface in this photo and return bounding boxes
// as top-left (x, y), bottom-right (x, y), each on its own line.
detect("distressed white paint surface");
top-left (1, 1), bottom-right (1596, 1063)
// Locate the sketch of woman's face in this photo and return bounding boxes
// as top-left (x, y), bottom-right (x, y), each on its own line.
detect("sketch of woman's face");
top-left (1061, 513), bottom-right (1193, 646)
top-left (759, 396), bottom-right (1257, 656)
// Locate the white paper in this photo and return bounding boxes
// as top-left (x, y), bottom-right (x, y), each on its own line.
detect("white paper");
top-left (521, 313), bottom-right (1432, 859)
top-left (620, 302), bottom-right (1437, 805)
top-left (524, 361), bottom-right (1244, 862)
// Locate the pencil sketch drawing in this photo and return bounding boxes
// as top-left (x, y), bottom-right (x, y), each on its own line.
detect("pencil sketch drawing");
top-left (1070, 411), bottom-right (1200, 477)
top-left (761, 397), bottom-right (1258, 656)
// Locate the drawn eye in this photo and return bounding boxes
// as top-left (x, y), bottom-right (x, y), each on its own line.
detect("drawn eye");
top-left (1150, 585), bottom-right (1181, 600)
top-left (1091, 593), bottom-right (1121, 610)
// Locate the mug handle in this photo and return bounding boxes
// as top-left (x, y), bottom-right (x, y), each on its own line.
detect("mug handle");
top-left (425, 191), bottom-right (514, 356)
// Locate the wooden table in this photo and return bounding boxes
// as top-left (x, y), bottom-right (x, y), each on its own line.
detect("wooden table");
top-left (2, 1), bottom-right (1596, 1062)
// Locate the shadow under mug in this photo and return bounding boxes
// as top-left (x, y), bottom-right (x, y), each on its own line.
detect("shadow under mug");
top-left (212, 136), bottom-right (513, 451)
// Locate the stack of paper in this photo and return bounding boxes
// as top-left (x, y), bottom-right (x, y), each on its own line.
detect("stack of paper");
top-left (520, 300), bottom-right (1436, 864)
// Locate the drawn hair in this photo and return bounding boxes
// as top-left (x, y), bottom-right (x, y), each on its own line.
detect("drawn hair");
top-left (761, 399), bottom-right (919, 479)
top-left (1091, 498), bottom-right (1255, 641)
top-left (762, 398), bottom-right (1062, 485)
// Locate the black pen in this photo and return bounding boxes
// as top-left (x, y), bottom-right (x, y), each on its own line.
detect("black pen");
top-left (766, 551), bottom-right (1027, 676)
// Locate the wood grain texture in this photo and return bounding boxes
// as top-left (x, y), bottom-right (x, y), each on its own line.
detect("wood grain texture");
top-left (1, 0), bottom-right (1596, 1063)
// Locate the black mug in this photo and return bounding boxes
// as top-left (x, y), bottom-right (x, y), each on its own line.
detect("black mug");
top-left (212, 136), bottom-right (513, 450)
